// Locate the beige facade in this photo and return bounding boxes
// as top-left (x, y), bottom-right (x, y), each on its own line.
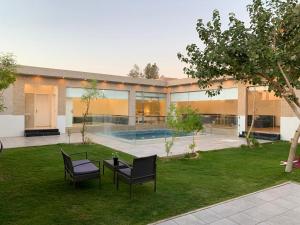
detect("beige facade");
top-left (0, 65), bottom-right (298, 140)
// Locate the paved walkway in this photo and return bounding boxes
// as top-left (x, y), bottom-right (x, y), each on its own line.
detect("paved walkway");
top-left (1, 133), bottom-right (251, 157)
top-left (89, 133), bottom-right (250, 157)
top-left (0, 133), bottom-right (82, 149)
top-left (153, 182), bottom-right (300, 225)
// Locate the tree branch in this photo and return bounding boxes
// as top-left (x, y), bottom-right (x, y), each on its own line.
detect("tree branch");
top-left (277, 61), bottom-right (300, 107)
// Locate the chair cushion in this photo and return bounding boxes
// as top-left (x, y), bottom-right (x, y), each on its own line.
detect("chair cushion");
top-left (118, 168), bottom-right (131, 177)
top-left (74, 162), bottom-right (99, 175)
top-left (72, 159), bottom-right (90, 167)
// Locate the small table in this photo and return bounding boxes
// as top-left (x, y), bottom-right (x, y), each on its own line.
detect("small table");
top-left (103, 159), bottom-right (129, 183)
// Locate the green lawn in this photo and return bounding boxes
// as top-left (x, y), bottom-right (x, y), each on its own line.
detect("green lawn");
top-left (1, 142), bottom-right (300, 225)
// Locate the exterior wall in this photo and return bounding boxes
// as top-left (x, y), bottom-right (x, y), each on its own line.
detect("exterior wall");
top-left (128, 89), bottom-right (136, 126)
top-left (166, 91), bottom-right (171, 114)
top-left (1, 73), bottom-right (168, 136)
top-left (280, 117), bottom-right (299, 141)
top-left (279, 90), bottom-right (300, 141)
top-left (0, 115), bottom-right (24, 137)
top-left (1, 65), bottom-right (299, 139)
top-left (57, 115), bottom-right (66, 134)
top-left (13, 76), bottom-right (66, 116)
top-left (0, 85), bottom-right (25, 137)
top-left (0, 85), bottom-right (13, 115)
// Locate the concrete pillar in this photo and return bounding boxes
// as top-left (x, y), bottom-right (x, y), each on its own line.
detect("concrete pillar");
top-left (237, 83), bottom-right (247, 136)
top-left (128, 89), bottom-right (136, 126)
top-left (166, 91), bottom-right (171, 115)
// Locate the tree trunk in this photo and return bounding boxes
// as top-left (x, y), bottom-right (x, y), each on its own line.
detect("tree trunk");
top-left (82, 99), bottom-right (90, 144)
top-left (284, 97), bottom-right (300, 172)
top-left (285, 123), bottom-right (300, 172)
top-left (82, 113), bottom-right (86, 144)
top-left (246, 89), bottom-right (256, 147)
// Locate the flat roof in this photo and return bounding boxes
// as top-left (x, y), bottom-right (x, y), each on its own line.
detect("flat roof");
top-left (17, 65), bottom-right (198, 87)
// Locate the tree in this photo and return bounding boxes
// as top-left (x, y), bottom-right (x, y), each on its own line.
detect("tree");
top-left (81, 80), bottom-right (101, 144)
top-left (178, 0), bottom-right (300, 172)
top-left (144, 63), bottom-right (159, 79)
top-left (0, 53), bottom-right (17, 112)
top-left (167, 104), bottom-right (203, 155)
top-left (128, 64), bottom-right (143, 78)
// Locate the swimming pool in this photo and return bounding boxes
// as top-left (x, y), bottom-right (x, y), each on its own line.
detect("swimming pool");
top-left (109, 129), bottom-right (190, 140)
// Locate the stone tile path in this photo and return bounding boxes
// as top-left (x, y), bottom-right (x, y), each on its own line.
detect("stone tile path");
top-left (153, 182), bottom-right (300, 225)
top-left (1, 133), bottom-right (250, 157)
top-left (89, 133), bottom-right (250, 157)
top-left (0, 133), bottom-right (82, 149)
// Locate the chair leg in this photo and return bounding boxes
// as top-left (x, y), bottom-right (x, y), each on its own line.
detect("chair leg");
top-left (130, 183), bottom-right (132, 199)
top-left (154, 178), bottom-right (157, 192)
top-left (99, 174), bottom-right (101, 188)
top-left (64, 170), bottom-right (66, 181)
top-left (116, 174), bottom-right (119, 190)
top-left (102, 164), bottom-right (105, 175)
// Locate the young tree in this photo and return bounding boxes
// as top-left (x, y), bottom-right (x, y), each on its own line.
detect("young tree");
top-left (128, 64), bottom-right (143, 78)
top-left (246, 87), bottom-right (257, 147)
top-left (178, 0), bottom-right (300, 172)
top-left (81, 80), bottom-right (100, 144)
top-left (0, 53), bottom-right (17, 112)
top-left (167, 104), bottom-right (203, 155)
top-left (144, 63), bottom-right (159, 79)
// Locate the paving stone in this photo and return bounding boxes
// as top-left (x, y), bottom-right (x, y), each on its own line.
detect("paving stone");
top-left (156, 220), bottom-right (178, 225)
top-left (210, 202), bottom-right (242, 217)
top-left (266, 209), bottom-right (300, 225)
top-left (281, 194), bottom-right (300, 204)
top-left (243, 202), bottom-right (287, 222)
top-left (192, 209), bottom-right (221, 223)
top-left (228, 212), bottom-right (260, 225)
top-left (173, 214), bottom-right (205, 225)
top-left (269, 197), bottom-right (299, 209)
top-left (256, 191), bottom-right (281, 201)
top-left (241, 195), bottom-right (267, 206)
top-left (209, 218), bottom-right (238, 225)
top-left (228, 198), bottom-right (256, 211)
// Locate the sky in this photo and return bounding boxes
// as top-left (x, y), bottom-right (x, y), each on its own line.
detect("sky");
top-left (0, 0), bottom-right (251, 78)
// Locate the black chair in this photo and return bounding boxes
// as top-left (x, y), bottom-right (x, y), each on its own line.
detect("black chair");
top-left (116, 155), bottom-right (157, 198)
top-left (61, 149), bottom-right (101, 188)
top-left (0, 140), bottom-right (3, 153)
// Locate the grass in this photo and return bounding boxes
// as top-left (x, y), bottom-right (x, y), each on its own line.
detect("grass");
top-left (1, 141), bottom-right (300, 225)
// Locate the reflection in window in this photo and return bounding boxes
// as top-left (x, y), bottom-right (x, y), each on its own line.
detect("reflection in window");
top-left (66, 88), bottom-right (129, 127)
top-left (136, 92), bottom-right (166, 124)
top-left (170, 88), bottom-right (238, 129)
top-left (247, 86), bottom-right (280, 134)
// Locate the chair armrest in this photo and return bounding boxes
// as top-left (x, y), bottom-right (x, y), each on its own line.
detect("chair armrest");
top-left (118, 159), bottom-right (132, 169)
top-left (90, 160), bottom-right (101, 168)
top-left (70, 151), bottom-right (88, 159)
top-left (132, 174), bottom-right (155, 180)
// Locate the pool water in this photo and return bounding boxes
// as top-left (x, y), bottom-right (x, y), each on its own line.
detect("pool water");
top-left (110, 129), bottom-right (190, 140)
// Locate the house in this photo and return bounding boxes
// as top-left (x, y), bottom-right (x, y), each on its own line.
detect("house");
top-left (0, 65), bottom-right (297, 140)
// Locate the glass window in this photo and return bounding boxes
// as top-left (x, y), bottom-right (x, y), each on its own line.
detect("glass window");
top-left (170, 88), bottom-right (238, 131)
top-left (66, 88), bottom-right (129, 127)
top-left (247, 86), bottom-right (280, 134)
top-left (136, 92), bottom-right (166, 125)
